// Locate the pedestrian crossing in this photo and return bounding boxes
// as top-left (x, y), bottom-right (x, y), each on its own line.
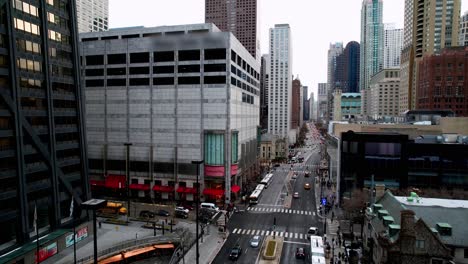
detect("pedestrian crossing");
top-left (327, 219), bottom-right (340, 235)
top-left (232, 228), bottom-right (309, 241)
top-left (247, 206), bottom-right (316, 216)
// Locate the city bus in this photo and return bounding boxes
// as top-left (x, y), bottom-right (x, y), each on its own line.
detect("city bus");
top-left (249, 189), bottom-right (263, 204)
top-left (254, 184), bottom-right (265, 192)
top-left (309, 235), bottom-right (325, 263)
top-left (259, 174), bottom-right (273, 188)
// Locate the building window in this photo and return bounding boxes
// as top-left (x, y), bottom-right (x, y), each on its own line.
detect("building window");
top-left (415, 240), bottom-right (425, 249)
top-left (464, 248), bottom-right (468, 258)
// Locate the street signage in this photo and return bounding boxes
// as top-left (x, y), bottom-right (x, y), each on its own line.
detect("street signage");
top-left (321, 198), bottom-right (327, 205)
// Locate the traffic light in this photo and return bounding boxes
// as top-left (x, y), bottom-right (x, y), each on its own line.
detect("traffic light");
top-left (273, 217), bottom-right (276, 226)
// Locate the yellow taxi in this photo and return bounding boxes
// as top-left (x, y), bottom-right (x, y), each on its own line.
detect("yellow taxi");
top-left (304, 183), bottom-right (311, 190)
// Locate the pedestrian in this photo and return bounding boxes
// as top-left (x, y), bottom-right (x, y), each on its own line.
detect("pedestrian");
top-left (331, 211), bottom-right (335, 222)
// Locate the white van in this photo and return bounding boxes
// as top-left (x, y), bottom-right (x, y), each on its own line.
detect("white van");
top-left (200, 202), bottom-right (219, 211)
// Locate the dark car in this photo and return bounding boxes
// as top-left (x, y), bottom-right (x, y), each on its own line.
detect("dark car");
top-left (157, 209), bottom-right (170, 217)
top-left (229, 245), bottom-right (242, 260)
top-left (274, 164), bottom-right (280, 167)
top-left (139, 210), bottom-right (155, 218)
top-left (295, 247), bottom-right (305, 259)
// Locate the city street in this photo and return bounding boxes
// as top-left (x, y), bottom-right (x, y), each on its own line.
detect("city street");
top-left (212, 124), bottom-right (323, 264)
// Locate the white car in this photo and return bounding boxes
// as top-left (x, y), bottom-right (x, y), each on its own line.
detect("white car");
top-left (175, 207), bottom-right (189, 214)
top-left (250, 235), bottom-right (261, 247)
top-left (307, 226), bottom-right (318, 238)
top-left (293, 192), bottom-right (299, 198)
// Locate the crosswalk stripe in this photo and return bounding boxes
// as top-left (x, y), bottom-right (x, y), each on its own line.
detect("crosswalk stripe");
top-left (300, 210), bottom-right (304, 214)
top-left (299, 234), bottom-right (303, 239)
top-left (266, 231), bottom-right (270, 236)
top-left (288, 209), bottom-right (292, 214)
top-left (313, 212), bottom-right (316, 216)
top-left (233, 228), bottom-right (238, 234)
top-left (247, 207), bottom-right (251, 211)
top-left (241, 229), bottom-right (246, 234)
top-left (261, 230), bottom-right (265, 236)
top-left (246, 229), bottom-right (251, 235)
top-left (293, 210), bottom-right (297, 214)
top-left (267, 208), bottom-right (272, 212)
top-left (280, 209), bottom-right (284, 213)
top-left (279, 232), bottom-right (284, 237)
top-left (294, 233), bottom-right (298, 239)
top-left (273, 209), bottom-right (277, 212)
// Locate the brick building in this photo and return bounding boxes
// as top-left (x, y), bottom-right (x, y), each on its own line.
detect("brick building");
top-left (291, 78), bottom-right (302, 129)
top-left (417, 47), bottom-right (468, 116)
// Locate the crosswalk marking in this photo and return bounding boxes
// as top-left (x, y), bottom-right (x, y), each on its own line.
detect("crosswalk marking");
top-left (266, 231), bottom-right (270, 236)
top-left (299, 234), bottom-right (303, 239)
top-left (284, 232), bottom-right (288, 238)
top-left (241, 229), bottom-right (246, 235)
top-left (261, 230), bottom-right (265, 236)
top-left (246, 229), bottom-right (251, 235)
top-left (279, 231), bottom-right (283, 237)
top-left (246, 207), bottom-right (316, 216)
top-left (313, 212), bottom-right (316, 216)
top-left (300, 210), bottom-right (304, 215)
top-left (233, 228), bottom-right (238, 234)
top-left (294, 233), bottom-right (298, 239)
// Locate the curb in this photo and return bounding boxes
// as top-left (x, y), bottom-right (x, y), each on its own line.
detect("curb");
top-left (207, 230), bottom-right (230, 264)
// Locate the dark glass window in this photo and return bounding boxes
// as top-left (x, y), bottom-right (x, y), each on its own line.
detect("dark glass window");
top-left (153, 66), bottom-right (174, 74)
top-left (154, 51), bottom-right (174, 62)
top-left (129, 78), bottom-right (149, 86)
top-left (85, 79), bottom-right (104, 87)
top-left (231, 50), bottom-right (237, 62)
top-left (86, 55), bottom-right (104, 65)
top-left (179, 50), bottom-right (200, 61)
top-left (129, 67), bottom-right (149, 75)
top-left (85, 68), bottom-right (104, 76)
top-left (107, 67), bottom-right (126, 75)
top-left (205, 48), bottom-right (226, 60)
top-left (178, 77), bottom-right (200, 85)
top-left (204, 76), bottom-right (226, 84)
top-left (204, 64), bottom-right (226, 72)
top-left (107, 53), bottom-right (126, 64)
top-left (130, 52), bottom-right (149, 63)
top-left (178, 64), bottom-right (200, 73)
top-left (153, 77), bottom-right (174, 85)
top-left (107, 79), bottom-right (126, 86)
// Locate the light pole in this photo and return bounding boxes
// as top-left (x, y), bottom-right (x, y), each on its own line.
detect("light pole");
top-left (191, 160), bottom-right (204, 264)
top-left (82, 199), bottom-right (106, 264)
top-left (124, 143), bottom-right (132, 220)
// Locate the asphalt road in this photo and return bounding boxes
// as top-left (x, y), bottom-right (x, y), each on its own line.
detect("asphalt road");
top-left (212, 124), bottom-right (323, 264)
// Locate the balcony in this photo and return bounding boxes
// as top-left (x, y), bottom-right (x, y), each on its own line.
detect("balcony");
top-left (56, 140), bottom-right (79, 150)
top-left (21, 88), bottom-right (46, 99)
top-left (55, 124), bottom-right (78, 134)
top-left (58, 156), bottom-right (81, 167)
top-left (53, 91), bottom-right (76, 101)
top-left (22, 107), bottom-right (47, 117)
top-left (54, 108), bottom-right (77, 117)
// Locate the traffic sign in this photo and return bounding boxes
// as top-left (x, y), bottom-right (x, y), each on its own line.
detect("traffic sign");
top-left (321, 198), bottom-right (327, 205)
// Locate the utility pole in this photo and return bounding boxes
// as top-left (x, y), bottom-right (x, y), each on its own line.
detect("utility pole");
top-left (124, 142), bottom-right (132, 221)
top-left (192, 160), bottom-right (204, 264)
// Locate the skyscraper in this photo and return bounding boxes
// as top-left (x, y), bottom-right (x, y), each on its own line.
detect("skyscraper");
top-left (205, 0), bottom-right (259, 59)
top-left (309, 92), bottom-right (315, 121)
top-left (268, 24), bottom-right (292, 138)
top-left (335, 41), bottom-right (361, 93)
top-left (260, 54), bottom-right (270, 129)
top-left (76, 0), bottom-right (109, 32)
top-left (0, 0), bottom-right (89, 258)
top-left (318, 83), bottom-right (328, 123)
top-left (360, 0), bottom-right (384, 116)
top-left (303, 86), bottom-right (309, 121)
top-left (291, 78), bottom-right (302, 129)
top-left (399, 0), bottom-right (461, 113)
top-left (384, 23), bottom-right (403, 69)
top-left (327, 42), bottom-right (344, 122)
top-left (460, 11), bottom-right (468, 46)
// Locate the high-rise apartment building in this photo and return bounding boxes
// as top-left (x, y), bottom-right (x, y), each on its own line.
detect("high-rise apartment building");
top-left (335, 41), bottom-right (361, 93)
top-left (268, 24), bottom-right (292, 138)
top-left (205, 0), bottom-right (259, 59)
top-left (369, 69), bottom-right (400, 118)
top-left (309, 92), bottom-right (315, 121)
top-left (80, 24), bottom-right (260, 206)
top-left (260, 54), bottom-right (270, 129)
top-left (417, 47), bottom-right (468, 116)
top-left (384, 23), bottom-right (403, 69)
top-left (0, 0), bottom-right (89, 260)
top-left (360, 0), bottom-right (384, 116)
top-left (399, 0), bottom-right (461, 113)
top-left (327, 42), bottom-right (344, 123)
top-left (317, 83), bottom-right (328, 123)
top-left (303, 86), bottom-right (309, 121)
top-left (76, 0), bottom-right (108, 32)
top-left (460, 11), bottom-right (468, 46)
top-left (291, 78), bottom-right (302, 129)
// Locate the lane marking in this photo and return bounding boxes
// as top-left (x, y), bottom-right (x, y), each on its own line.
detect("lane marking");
top-left (279, 231), bottom-right (284, 237)
top-left (265, 231), bottom-right (270, 236)
top-left (233, 228), bottom-right (238, 234)
top-left (261, 230), bottom-right (265, 236)
top-left (294, 233), bottom-right (298, 239)
top-left (241, 229), bottom-right (246, 235)
top-left (246, 229), bottom-right (251, 235)
top-left (299, 233), bottom-right (304, 239)
top-left (283, 240), bottom-right (310, 245)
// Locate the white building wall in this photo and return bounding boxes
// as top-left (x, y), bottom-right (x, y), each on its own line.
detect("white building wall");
top-left (384, 24), bottom-right (403, 69)
top-left (76, 0), bottom-right (108, 33)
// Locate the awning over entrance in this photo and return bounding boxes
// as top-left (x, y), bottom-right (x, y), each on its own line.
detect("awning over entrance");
top-left (176, 187), bottom-right (197, 194)
top-left (153, 185), bottom-right (174, 193)
top-left (105, 174), bottom-right (126, 189)
top-left (231, 185), bottom-right (241, 193)
top-left (129, 184), bottom-right (150, 191)
top-left (203, 188), bottom-right (225, 196)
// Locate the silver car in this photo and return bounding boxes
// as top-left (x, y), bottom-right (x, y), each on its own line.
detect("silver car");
top-left (250, 235), bottom-right (261, 247)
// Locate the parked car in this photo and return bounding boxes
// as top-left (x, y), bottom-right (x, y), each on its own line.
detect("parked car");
top-left (304, 183), bottom-right (311, 190)
top-left (139, 210), bottom-right (155, 218)
top-left (175, 208), bottom-right (188, 219)
top-left (156, 209), bottom-right (170, 217)
top-left (175, 206), bottom-right (189, 214)
top-left (295, 247), bottom-right (306, 259)
top-left (177, 201), bottom-right (194, 211)
top-left (250, 235), bottom-right (261, 248)
top-left (229, 245), bottom-right (242, 260)
top-left (293, 192), bottom-right (300, 198)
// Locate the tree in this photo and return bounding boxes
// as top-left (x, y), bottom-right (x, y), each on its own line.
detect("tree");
top-left (342, 189), bottom-right (369, 237)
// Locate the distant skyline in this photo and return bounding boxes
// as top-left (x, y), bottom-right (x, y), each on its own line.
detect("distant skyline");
top-left (109, 0), bottom-right (467, 99)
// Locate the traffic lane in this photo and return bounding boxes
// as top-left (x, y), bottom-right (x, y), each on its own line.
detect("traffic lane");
top-left (260, 169), bottom-right (288, 205)
top-left (281, 241), bottom-right (310, 264)
top-left (211, 234), bottom-right (258, 264)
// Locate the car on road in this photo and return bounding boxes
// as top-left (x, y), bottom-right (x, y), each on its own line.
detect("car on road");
top-left (274, 164), bottom-right (280, 167)
top-left (229, 245), bottom-right (242, 260)
top-left (139, 210), bottom-right (155, 218)
top-left (156, 209), bottom-right (170, 217)
top-left (304, 183), bottom-right (311, 190)
top-left (307, 226), bottom-right (319, 238)
top-left (293, 192), bottom-right (299, 198)
top-left (292, 173), bottom-right (298, 180)
top-left (250, 235), bottom-right (261, 248)
top-left (295, 247), bottom-right (306, 259)
top-left (175, 207), bottom-right (189, 219)
top-left (305, 171), bottom-right (310, 177)
top-left (175, 206), bottom-right (189, 214)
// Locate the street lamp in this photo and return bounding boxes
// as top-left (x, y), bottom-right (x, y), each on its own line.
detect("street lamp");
top-left (82, 199), bottom-right (106, 264)
top-left (191, 160), bottom-right (204, 264)
top-left (124, 143), bottom-right (132, 221)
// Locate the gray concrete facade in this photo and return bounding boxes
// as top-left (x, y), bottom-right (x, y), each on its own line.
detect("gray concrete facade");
top-left (80, 23), bottom-right (259, 204)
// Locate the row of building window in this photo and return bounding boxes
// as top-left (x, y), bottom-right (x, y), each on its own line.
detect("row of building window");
top-left (85, 49), bottom-right (227, 66)
top-left (85, 64), bottom-right (227, 76)
top-left (85, 76), bottom-right (227, 87)
top-left (242, 93), bottom-right (254, 104)
top-left (230, 50), bottom-right (259, 80)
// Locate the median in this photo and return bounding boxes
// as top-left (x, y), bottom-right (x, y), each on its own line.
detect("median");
top-left (260, 235), bottom-right (284, 262)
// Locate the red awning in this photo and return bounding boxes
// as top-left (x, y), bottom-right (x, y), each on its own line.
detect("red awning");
top-left (90, 180), bottom-right (105, 187)
top-left (105, 174), bottom-right (126, 189)
top-left (129, 184), bottom-right (150, 191)
top-left (177, 187), bottom-right (198, 194)
top-left (231, 185), bottom-right (241, 193)
top-left (203, 188), bottom-right (225, 196)
top-left (153, 185), bottom-right (174, 193)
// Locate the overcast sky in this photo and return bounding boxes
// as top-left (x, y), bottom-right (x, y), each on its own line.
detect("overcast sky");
top-left (110, 0), bottom-right (467, 99)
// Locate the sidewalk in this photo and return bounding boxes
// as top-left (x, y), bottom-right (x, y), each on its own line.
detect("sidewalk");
top-left (182, 225), bottom-right (229, 264)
